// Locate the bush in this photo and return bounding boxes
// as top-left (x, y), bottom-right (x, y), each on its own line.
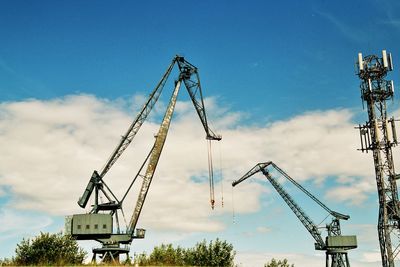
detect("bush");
top-left (14, 232), bottom-right (86, 265)
top-left (264, 258), bottom-right (294, 267)
top-left (134, 238), bottom-right (235, 266)
top-left (0, 257), bottom-right (15, 266)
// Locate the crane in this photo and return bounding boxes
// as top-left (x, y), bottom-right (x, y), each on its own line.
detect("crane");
top-left (232, 161), bottom-right (357, 267)
top-left (65, 55), bottom-right (221, 263)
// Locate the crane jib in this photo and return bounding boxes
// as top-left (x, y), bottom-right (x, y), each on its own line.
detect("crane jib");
top-left (128, 80), bottom-right (181, 234)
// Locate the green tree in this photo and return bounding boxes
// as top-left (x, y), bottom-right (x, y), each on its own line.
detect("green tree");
top-left (0, 257), bottom-right (15, 266)
top-left (134, 251), bottom-right (149, 266)
top-left (264, 258), bottom-right (294, 267)
top-left (208, 238), bottom-right (235, 266)
top-left (14, 232), bottom-right (86, 265)
top-left (134, 239), bottom-right (235, 266)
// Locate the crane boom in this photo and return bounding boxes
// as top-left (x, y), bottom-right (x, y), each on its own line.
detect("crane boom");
top-left (262, 167), bottom-right (325, 249)
top-left (232, 161), bottom-right (271, 186)
top-left (233, 162), bottom-right (325, 248)
top-left (270, 162), bottom-right (350, 221)
top-left (99, 57), bottom-right (178, 178)
top-left (128, 79), bottom-right (182, 234)
top-left (232, 162), bottom-right (349, 221)
top-left (177, 58), bottom-right (221, 141)
top-left (77, 57), bottom-right (177, 208)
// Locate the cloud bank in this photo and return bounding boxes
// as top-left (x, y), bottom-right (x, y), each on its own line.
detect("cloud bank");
top-left (0, 94), bottom-right (377, 229)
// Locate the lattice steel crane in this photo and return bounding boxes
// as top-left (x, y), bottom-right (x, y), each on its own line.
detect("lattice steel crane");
top-left (232, 161), bottom-right (357, 267)
top-left (65, 55), bottom-right (221, 262)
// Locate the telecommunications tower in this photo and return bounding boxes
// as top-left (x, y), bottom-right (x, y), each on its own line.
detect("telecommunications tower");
top-left (356, 50), bottom-right (400, 267)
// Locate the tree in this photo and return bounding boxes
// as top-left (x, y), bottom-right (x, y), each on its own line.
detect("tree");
top-left (264, 258), bottom-right (294, 267)
top-left (14, 232), bottom-right (86, 265)
top-left (0, 257), bottom-right (15, 266)
top-left (207, 238), bottom-right (235, 266)
top-left (134, 238), bottom-right (235, 266)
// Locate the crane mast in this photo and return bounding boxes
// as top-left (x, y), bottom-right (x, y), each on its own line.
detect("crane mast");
top-left (232, 162), bottom-right (357, 267)
top-left (66, 56), bottom-right (221, 263)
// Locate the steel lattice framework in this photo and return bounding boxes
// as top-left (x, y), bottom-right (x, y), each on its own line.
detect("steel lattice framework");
top-left (68, 55), bottom-right (221, 263)
top-left (356, 50), bottom-right (400, 267)
top-left (232, 162), bottom-right (357, 267)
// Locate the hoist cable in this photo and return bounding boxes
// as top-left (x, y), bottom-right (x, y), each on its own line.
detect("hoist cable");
top-left (231, 185), bottom-right (235, 223)
top-left (218, 142), bottom-right (224, 208)
top-left (317, 213), bottom-right (331, 228)
top-left (207, 139), bottom-right (215, 209)
top-left (121, 208), bottom-right (128, 230)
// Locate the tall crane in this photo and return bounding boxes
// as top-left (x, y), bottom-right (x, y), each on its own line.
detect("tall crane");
top-left (65, 55), bottom-right (221, 262)
top-left (232, 161), bottom-right (357, 267)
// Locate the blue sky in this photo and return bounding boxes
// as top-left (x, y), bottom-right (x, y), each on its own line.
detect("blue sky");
top-left (1, 0), bottom-right (400, 266)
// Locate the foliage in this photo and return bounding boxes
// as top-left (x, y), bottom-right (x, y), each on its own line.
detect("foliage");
top-left (264, 258), bottom-right (294, 267)
top-left (13, 232), bottom-right (86, 266)
top-left (0, 257), bottom-right (15, 266)
top-left (134, 238), bottom-right (235, 266)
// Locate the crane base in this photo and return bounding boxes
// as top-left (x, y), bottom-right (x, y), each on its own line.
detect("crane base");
top-left (92, 246), bottom-right (130, 264)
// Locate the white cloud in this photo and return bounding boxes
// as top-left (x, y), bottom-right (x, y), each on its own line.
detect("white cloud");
top-left (256, 226), bottom-right (270, 233)
top-left (0, 95), bottom-right (263, 235)
top-left (362, 251), bottom-right (381, 263)
top-left (325, 180), bottom-right (374, 205)
top-left (0, 208), bottom-right (53, 241)
top-left (0, 186), bottom-right (5, 197)
top-left (0, 94), bottom-right (382, 236)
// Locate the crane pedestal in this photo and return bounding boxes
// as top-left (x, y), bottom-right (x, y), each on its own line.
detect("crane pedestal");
top-left (92, 245), bottom-right (130, 263)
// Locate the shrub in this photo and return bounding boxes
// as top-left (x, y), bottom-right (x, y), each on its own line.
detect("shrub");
top-left (14, 232), bottom-right (86, 265)
top-left (134, 238), bottom-right (235, 266)
top-left (264, 258), bottom-right (294, 267)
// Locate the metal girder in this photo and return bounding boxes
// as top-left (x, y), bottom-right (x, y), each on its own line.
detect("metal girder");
top-left (271, 162), bottom-right (350, 221)
top-left (263, 167), bottom-right (326, 249)
top-left (177, 57), bottom-right (221, 141)
top-left (232, 161), bottom-right (272, 187)
top-left (127, 79), bottom-right (182, 235)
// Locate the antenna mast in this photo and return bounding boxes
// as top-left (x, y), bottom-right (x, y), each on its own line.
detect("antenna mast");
top-left (356, 50), bottom-right (399, 267)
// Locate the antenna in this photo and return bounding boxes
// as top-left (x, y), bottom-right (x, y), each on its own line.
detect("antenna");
top-left (358, 53), bottom-right (364, 71)
top-left (388, 52), bottom-right (394, 71)
top-left (382, 50), bottom-right (389, 68)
